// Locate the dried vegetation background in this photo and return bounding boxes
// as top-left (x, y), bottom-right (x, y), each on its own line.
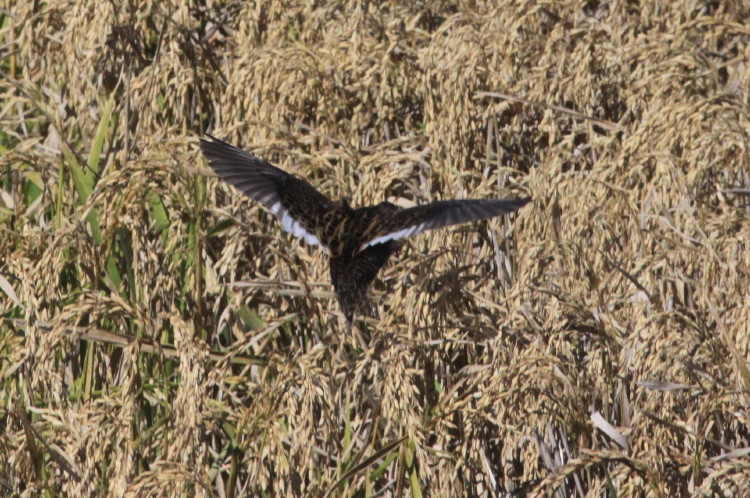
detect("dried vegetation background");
top-left (2, 0), bottom-right (750, 496)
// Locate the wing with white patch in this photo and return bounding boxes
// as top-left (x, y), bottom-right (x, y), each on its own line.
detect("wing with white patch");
top-left (363, 198), bottom-right (531, 248)
top-left (200, 134), bottom-right (333, 247)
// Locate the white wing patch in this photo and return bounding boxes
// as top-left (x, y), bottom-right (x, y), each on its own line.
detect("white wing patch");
top-left (269, 202), bottom-right (283, 216)
top-left (270, 202), bottom-right (320, 247)
top-left (364, 222), bottom-right (426, 248)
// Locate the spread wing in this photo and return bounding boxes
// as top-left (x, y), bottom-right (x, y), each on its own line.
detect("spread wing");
top-left (200, 134), bottom-right (333, 247)
top-left (363, 198), bottom-right (531, 248)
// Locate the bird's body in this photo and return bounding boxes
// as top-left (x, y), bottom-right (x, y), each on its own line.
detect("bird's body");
top-left (200, 134), bottom-right (530, 323)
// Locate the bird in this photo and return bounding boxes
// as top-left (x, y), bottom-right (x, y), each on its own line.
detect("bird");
top-left (199, 134), bottom-right (531, 324)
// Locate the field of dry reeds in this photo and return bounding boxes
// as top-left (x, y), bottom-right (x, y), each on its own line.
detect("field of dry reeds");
top-left (2, 1), bottom-right (750, 496)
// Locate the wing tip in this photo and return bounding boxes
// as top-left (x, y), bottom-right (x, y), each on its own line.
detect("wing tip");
top-left (494, 196), bottom-right (532, 212)
top-left (199, 133), bottom-right (231, 155)
top-left (199, 133), bottom-right (263, 172)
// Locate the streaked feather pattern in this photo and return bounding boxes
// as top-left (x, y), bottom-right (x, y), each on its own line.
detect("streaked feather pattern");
top-left (200, 134), bottom-right (531, 323)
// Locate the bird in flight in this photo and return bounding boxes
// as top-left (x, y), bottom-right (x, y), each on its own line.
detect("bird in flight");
top-left (200, 134), bottom-right (530, 324)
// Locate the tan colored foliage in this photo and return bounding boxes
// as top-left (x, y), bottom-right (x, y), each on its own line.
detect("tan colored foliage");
top-left (2, 0), bottom-right (750, 496)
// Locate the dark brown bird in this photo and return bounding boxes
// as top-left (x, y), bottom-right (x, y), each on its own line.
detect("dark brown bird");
top-left (200, 134), bottom-right (531, 324)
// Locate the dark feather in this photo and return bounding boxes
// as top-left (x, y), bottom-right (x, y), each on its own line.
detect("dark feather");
top-left (330, 241), bottom-right (400, 323)
top-left (363, 198), bottom-right (532, 248)
top-left (200, 134), bottom-right (333, 247)
top-left (200, 134), bottom-right (531, 324)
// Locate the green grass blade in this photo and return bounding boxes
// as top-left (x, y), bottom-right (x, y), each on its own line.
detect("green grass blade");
top-left (87, 95), bottom-right (114, 177)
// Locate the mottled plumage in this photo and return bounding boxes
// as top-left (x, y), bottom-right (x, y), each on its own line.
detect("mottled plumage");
top-left (200, 134), bottom-right (531, 323)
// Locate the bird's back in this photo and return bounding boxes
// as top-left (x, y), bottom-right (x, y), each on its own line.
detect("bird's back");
top-left (320, 201), bottom-right (401, 258)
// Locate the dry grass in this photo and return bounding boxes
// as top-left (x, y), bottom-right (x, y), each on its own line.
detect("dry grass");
top-left (2, 0), bottom-right (750, 496)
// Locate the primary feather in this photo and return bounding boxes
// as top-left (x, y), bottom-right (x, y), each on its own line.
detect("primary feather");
top-left (200, 134), bottom-right (531, 323)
